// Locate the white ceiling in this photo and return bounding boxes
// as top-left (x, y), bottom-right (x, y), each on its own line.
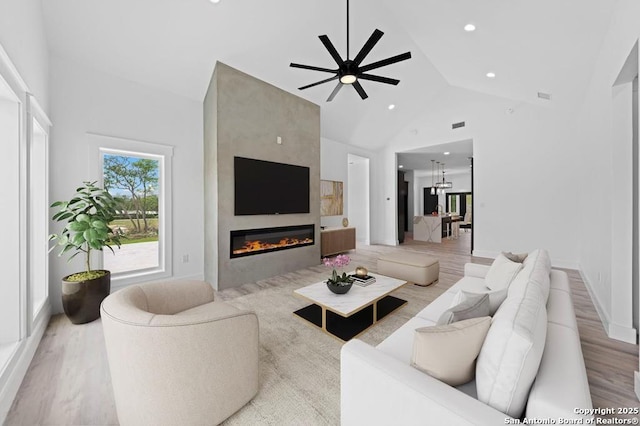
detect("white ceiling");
top-left (397, 139), bottom-right (473, 177)
top-left (41, 0), bottom-right (617, 149)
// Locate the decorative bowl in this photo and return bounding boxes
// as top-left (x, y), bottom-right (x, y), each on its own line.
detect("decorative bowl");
top-left (326, 281), bottom-right (353, 294)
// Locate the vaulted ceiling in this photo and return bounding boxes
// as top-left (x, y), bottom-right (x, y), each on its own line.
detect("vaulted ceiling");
top-left (42, 0), bottom-right (617, 151)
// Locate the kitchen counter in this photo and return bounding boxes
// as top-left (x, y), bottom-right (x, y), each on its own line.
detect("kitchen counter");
top-left (413, 215), bottom-right (461, 243)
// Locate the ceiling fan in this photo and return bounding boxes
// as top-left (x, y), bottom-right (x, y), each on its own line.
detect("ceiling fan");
top-left (290, 0), bottom-right (411, 102)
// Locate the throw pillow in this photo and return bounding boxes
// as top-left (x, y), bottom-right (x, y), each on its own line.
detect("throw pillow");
top-left (485, 254), bottom-right (523, 291)
top-left (451, 289), bottom-right (508, 316)
top-left (437, 292), bottom-right (490, 325)
top-left (411, 316), bottom-right (491, 386)
top-left (502, 251), bottom-right (528, 263)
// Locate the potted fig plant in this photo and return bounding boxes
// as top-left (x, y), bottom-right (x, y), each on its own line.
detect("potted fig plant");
top-left (49, 181), bottom-right (122, 324)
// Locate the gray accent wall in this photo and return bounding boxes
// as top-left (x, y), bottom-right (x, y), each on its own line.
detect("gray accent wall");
top-left (204, 62), bottom-right (321, 290)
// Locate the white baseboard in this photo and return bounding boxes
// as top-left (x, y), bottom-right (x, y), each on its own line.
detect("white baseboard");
top-left (578, 266), bottom-right (637, 344)
top-left (0, 303), bottom-right (51, 423)
top-left (635, 372), bottom-right (640, 401)
top-left (609, 322), bottom-right (638, 344)
top-left (579, 266), bottom-right (612, 332)
top-left (470, 249), bottom-right (497, 260)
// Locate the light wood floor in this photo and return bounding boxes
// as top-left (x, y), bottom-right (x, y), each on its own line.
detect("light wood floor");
top-left (5, 231), bottom-right (639, 425)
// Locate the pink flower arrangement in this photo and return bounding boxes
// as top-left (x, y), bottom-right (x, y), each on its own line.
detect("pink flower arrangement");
top-left (322, 254), bottom-right (351, 269)
top-left (323, 254), bottom-right (354, 286)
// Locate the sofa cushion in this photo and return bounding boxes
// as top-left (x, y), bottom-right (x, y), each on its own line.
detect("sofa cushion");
top-left (445, 275), bottom-right (489, 294)
top-left (546, 288), bottom-right (578, 331)
top-left (550, 269), bottom-right (571, 293)
top-left (450, 288), bottom-right (508, 316)
top-left (377, 316), bottom-right (436, 365)
top-left (437, 293), bottom-right (490, 325)
top-left (485, 254), bottom-right (523, 291)
top-left (475, 278), bottom-right (548, 418)
top-left (509, 249), bottom-right (551, 301)
top-left (526, 323), bottom-right (593, 420)
top-left (411, 317), bottom-right (491, 386)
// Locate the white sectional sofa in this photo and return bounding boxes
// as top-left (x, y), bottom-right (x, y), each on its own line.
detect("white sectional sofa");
top-left (341, 249), bottom-right (593, 425)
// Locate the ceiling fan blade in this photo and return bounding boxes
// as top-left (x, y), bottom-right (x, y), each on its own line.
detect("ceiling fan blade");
top-left (359, 52), bottom-right (412, 73)
top-left (327, 82), bottom-right (344, 102)
top-left (319, 35), bottom-right (345, 67)
top-left (357, 73), bottom-right (400, 85)
top-left (290, 63), bottom-right (337, 73)
top-left (298, 75), bottom-right (338, 90)
top-left (353, 29), bottom-right (384, 65)
top-left (352, 81), bottom-right (368, 100)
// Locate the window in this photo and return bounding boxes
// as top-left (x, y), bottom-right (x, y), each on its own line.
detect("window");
top-left (29, 106), bottom-right (50, 322)
top-left (90, 134), bottom-right (173, 287)
top-left (103, 153), bottom-right (160, 273)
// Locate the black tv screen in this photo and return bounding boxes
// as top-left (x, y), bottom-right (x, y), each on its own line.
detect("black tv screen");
top-left (234, 156), bottom-right (310, 215)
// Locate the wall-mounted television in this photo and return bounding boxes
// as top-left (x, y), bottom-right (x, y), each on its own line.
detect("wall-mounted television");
top-left (234, 156), bottom-right (310, 215)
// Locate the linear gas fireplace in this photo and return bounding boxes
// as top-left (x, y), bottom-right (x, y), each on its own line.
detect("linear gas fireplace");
top-left (230, 224), bottom-right (315, 258)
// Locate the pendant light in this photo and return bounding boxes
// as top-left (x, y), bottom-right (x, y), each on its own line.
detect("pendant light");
top-left (430, 160), bottom-right (436, 195)
top-left (435, 162), bottom-right (453, 194)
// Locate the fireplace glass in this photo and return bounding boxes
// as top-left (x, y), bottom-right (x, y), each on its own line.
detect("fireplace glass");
top-left (230, 224), bottom-right (315, 258)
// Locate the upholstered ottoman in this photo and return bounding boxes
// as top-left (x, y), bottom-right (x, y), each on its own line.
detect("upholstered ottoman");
top-left (377, 252), bottom-right (439, 287)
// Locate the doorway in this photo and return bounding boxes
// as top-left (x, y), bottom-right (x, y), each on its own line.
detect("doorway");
top-left (347, 154), bottom-right (370, 245)
top-left (396, 140), bottom-right (474, 253)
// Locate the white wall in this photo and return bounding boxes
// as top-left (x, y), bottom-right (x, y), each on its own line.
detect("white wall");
top-left (0, 0), bottom-right (49, 112)
top-left (49, 56), bottom-right (204, 313)
top-left (320, 138), bottom-right (350, 229)
top-left (378, 86), bottom-right (580, 266)
top-left (403, 170), bottom-right (414, 232)
top-left (348, 154), bottom-right (370, 244)
top-left (320, 137), bottom-right (378, 242)
top-left (577, 0), bottom-right (640, 347)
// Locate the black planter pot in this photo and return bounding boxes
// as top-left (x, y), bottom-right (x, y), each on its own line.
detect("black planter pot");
top-left (326, 281), bottom-right (353, 294)
top-left (62, 270), bottom-right (111, 324)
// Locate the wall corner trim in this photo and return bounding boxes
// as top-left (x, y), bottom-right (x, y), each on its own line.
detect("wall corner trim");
top-left (0, 43), bottom-right (29, 93)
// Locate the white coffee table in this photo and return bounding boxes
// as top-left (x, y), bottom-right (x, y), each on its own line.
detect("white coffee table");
top-left (293, 272), bottom-right (407, 341)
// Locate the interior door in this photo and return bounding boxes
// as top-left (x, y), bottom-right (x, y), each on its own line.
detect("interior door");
top-left (397, 171), bottom-right (407, 243)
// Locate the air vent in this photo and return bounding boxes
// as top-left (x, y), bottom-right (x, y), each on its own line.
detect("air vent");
top-left (452, 121), bottom-right (465, 129)
top-left (537, 92), bottom-right (552, 101)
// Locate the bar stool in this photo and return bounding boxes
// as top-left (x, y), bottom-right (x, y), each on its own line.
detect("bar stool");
top-left (451, 221), bottom-right (460, 239)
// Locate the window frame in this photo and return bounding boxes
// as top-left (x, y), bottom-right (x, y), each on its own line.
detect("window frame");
top-left (27, 94), bottom-right (51, 328)
top-left (89, 133), bottom-right (174, 288)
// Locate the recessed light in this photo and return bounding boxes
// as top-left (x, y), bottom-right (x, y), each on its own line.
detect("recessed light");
top-left (464, 24), bottom-right (476, 32)
top-left (398, 165), bottom-right (404, 169)
top-left (210, 0), bottom-right (220, 3)
top-left (486, 72), bottom-right (496, 78)
top-left (444, 152), bottom-right (450, 155)
top-left (388, 104), bottom-right (396, 110)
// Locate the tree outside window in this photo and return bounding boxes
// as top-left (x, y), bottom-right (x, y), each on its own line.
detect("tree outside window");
top-left (102, 154), bottom-right (160, 273)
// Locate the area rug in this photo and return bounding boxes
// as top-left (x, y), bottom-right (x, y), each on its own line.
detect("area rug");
top-left (219, 245), bottom-right (459, 425)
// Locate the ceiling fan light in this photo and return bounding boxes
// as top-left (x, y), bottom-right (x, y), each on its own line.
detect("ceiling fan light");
top-left (340, 74), bottom-right (357, 84)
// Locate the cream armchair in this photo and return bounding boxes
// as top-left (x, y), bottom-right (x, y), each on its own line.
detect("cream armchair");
top-left (101, 280), bottom-right (259, 426)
